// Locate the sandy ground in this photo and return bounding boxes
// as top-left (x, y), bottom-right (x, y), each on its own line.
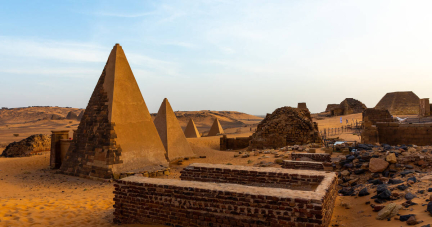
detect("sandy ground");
top-left (3, 112), bottom-right (430, 226)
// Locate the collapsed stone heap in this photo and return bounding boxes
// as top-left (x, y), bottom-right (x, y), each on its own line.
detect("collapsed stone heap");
top-left (249, 107), bottom-right (321, 149)
top-left (325, 104), bottom-right (340, 112)
top-left (1, 134), bottom-right (50, 157)
top-left (327, 98), bottom-right (367, 116)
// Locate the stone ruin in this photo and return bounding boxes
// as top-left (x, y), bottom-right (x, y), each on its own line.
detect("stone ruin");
top-left (113, 163), bottom-right (338, 227)
top-left (248, 106), bottom-right (322, 150)
top-left (297, 102), bottom-right (307, 109)
top-left (59, 44), bottom-right (168, 179)
top-left (207, 118), bottom-right (224, 136)
top-left (330, 98), bottom-right (367, 116)
top-left (375, 91), bottom-right (420, 115)
top-left (77, 110), bottom-right (84, 121)
top-left (153, 98), bottom-right (195, 162)
top-left (283, 153), bottom-right (333, 171)
top-left (325, 104), bottom-right (339, 113)
top-left (66, 111), bottom-right (78, 120)
top-left (183, 118), bottom-right (200, 138)
top-left (1, 134), bottom-right (50, 157)
top-left (419, 98), bottom-right (430, 117)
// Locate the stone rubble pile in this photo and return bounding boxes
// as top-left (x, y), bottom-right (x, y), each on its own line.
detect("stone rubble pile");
top-left (1, 134), bottom-right (51, 157)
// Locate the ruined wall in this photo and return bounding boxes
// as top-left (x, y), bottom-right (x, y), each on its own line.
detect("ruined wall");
top-left (297, 102), bottom-right (307, 109)
top-left (282, 160), bottom-right (324, 171)
top-left (325, 104), bottom-right (340, 112)
top-left (249, 107), bottom-right (321, 150)
top-left (419, 98), bottom-right (430, 117)
top-left (114, 165), bottom-right (338, 227)
top-left (291, 153), bottom-right (331, 162)
top-left (362, 108), bottom-right (393, 127)
top-left (375, 123), bottom-right (432, 146)
top-left (220, 135), bottom-right (251, 151)
top-left (180, 163), bottom-right (323, 186)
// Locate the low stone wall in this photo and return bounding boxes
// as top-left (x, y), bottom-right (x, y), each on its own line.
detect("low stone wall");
top-left (291, 153), bottom-right (331, 162)
top-left (362, 122), bottom-right (432, 146)
top-left (282, 160), bottom-right (324, 171)
top-left (220, 135), bottom-right (251, 151)
top-left (180, 163), bottom-right (324, 186)
top-left (114, 166), bottom-right (338, 227)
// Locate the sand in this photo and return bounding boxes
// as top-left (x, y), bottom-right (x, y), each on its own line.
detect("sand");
top-left (2, 111), bottom-right (430, 227)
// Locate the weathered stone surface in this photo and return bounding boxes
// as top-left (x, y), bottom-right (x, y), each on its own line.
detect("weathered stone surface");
top-left (369, 158), bottom-right (389, 172)
top-left (183, 118), bottom-right (200, 138)
top-left (1, 134), bottom-right (50, 157)
top-left (59, 44), bottom-right (168, 179)
top-left (77, 110), bottom-right (84, 121)
top-left (249, 107), bottom-right (321, 149)
top-left (375, 91), bottom-right (420, 115)
top-left (65, 111), bottom-right (78, 120)
top-left (376, 203), bottom-right (402, 220)
top-left (386, 153), bottom-right (397, 164)
top-left (154, 98), bottom-right (195, 161)
top-left (207, 118), bottom-right (224, 136)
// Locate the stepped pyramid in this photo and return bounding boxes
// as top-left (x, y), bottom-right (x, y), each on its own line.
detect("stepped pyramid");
top-left (184, 119), bottom-right (200, 138)
top-left (60, 44), bottom-right (168, 179)
top-left (375, 91), bottom-right (420, 115)
top-left (154, 98), bottom-right (195, 161)
top-left (207, 118), bottom-right (224, 136)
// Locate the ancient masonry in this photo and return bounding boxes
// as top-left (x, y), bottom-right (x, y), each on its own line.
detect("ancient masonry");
top-left (419, 98), bottom-right (430, 117)
top-left (283, 153), bottom-right (332, 171)
top-left (207, 118), bottom-right (224, 136)
top-left (153, 98), bottom-right (195, 162)
top-left (59, 44), bottom-right (168, 179)
top-left (77, 110), bottom-right (84, 121)
top-left (1, 134), bottom-right (51, 157)
top-left (325, 104), bottom-right (339, 113)
top-left (220, 135), bottom-right (251, 151)
top-left (375, 91), bottom-right (420, 115)
top-left (297, 102), bottom-right (307, 109)
top-left (114, 163), bottom-right (338, 227)
top-left (249, 106), bottom-right (322, 150)
top-left (330, 98), bottom-right (367, 116)
top-left (183, 118), bottom-right (200, 138)
top-left (66, 111), bottom-right (78, 120)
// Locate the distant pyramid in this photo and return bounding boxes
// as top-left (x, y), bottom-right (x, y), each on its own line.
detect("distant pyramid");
top-left (77, 110), bottom-right (84, 121)
top-left (154, 98), bottom-right (195, 161)
top-left (184, 119), bottom-right (200, 138)
top-left (207, 118), bottom-right (224, 136)
top-left (60, 44), bottom-right (168, 179)
top-left (66, 111), bottom-right (78, 120)
top-left (375, 91), bottom-right (420, 115)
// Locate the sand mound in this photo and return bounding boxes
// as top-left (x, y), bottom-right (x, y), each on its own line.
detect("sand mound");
top-left (1, 134), bottom-right (50, 157)
top-left (375, 91), bottom-right (420, 115)
top-left (0, 106), bottom-right (83, 124)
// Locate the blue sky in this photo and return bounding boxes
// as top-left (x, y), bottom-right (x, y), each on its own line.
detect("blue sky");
top-left (1, 0), bottom-right (432, 115)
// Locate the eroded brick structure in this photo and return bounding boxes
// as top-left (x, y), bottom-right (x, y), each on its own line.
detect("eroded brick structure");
top-left (362, 108), bottom-right (393, 127)
top-left (282, 160), bottom-right (325, 171)
top-left (114, 163), bottom-right (338, 227)
top-left (329, 98), bottom-right (366, 116)
top-left (249, 107), bottom-right (321, 149)
top-left (220, 135), bottom-right (251, 151)
top-left (291, 153), bottom-right (331, 162)
top-left (419, 98), bottom-right (430, 117)
top-left (363, 122), bottom-right (432, 145)
top-left (375, 91), bottom-right (420, 115)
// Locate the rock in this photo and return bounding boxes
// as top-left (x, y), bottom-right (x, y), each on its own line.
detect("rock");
top-left (376, 203), bottom-right (402, 220)
top-left (400, 214), bottom-right (415, 221)
top-left (407, 176), bottom-right (417, 183)
top-left (388, 179), bottom-right (404, 184)
top-left (369, 158), bottom-right (389, 173)
top-left (427, 202), bottom-right (432, 215)
top-left (397, 184), bottom-right (409, 191)
top-left (406, 216), bottom-right (417, 225)
top-left (405, 164), bottom-right (414, 169)
top-left (339, 187), bottom-right (355, 196)
top-left (358, 188), bottom-right (370, 197)
top-left (354, 169), bottom-right (366, 175)
top-left (386, 153), bottom-right (397, 164)
top-left (341, 170), bottom-right (350, 177)
top-left (376, 184), bottom-right (388, 194)
top-left (405, 192), bottom-right (416, 200)
top-left (274, 159), bottom-right (284, 164)
top-left (1, 134), bottom-right (51, 157)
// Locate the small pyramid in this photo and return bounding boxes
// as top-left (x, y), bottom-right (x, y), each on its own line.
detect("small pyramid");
top-left (184, 119), bottom-right (200, 138)
top-left (207, 118), bottom-right (224, 136)
top-left (60, 44), bottom-right (168, 179)
top-left (77, 110), bottom-right (84, 121)
top-left (154, 98), bottom-right (195, 161)
top-left (66, 111), bottom-right (78, 120)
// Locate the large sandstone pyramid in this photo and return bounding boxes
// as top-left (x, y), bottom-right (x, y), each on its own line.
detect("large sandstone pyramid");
top-left (249, 107), bottom-right (321, 149)
top-left (375, 91), bottom-right (420, 115)
top-left (60, 44), bottom-right (168, 179)
top-left (77, 110), bottom-right (84, 121)
top-left (154, 98), bottom-right (195, 161)
top-left (66, 111), bottom-right (78, 120)
top-left (207, 118), bottom-right (224, 136)
top-left (184, 118), bottom-right (200, 138)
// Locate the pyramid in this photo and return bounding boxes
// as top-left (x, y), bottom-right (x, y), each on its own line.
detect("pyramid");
top-left (375, 91), bottom-right (420, 115)
top-left (66, 111), bottom-right (78, 120)
top-left (60, 44), bottom-right (168, 179)
top-left (154, 98), bottom-right (195, 161)
top-left (184, 119), bottom-right (200, 138)
top-left (207, 118), bottom-right (224, 136)
top-left (77, 110), bottom-right (84, 121)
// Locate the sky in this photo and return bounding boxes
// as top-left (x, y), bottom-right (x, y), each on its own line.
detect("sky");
top-left (1, 0), bottom-right (432, 115)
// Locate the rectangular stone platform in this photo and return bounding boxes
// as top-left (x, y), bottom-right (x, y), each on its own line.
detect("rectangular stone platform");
top-left (114, 163), bottom-right (338, 227)
top-left (282, 160), bottom-right (324, 171)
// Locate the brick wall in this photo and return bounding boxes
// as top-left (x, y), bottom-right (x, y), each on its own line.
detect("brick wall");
top-left (291, 153), bottom-right (331, 162)
top-left (114, 166), bottom-right (338, 227)
top-left (220, 135), bottom-right (251, 151)
top-left (180, 163), bottom-right (324, 187)
top-left (362, 108), bottom-right (393, 127)
top-left (374, 123), bottom-right (432, 146)
top-left (282, 160), bottom-right (324, 171)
